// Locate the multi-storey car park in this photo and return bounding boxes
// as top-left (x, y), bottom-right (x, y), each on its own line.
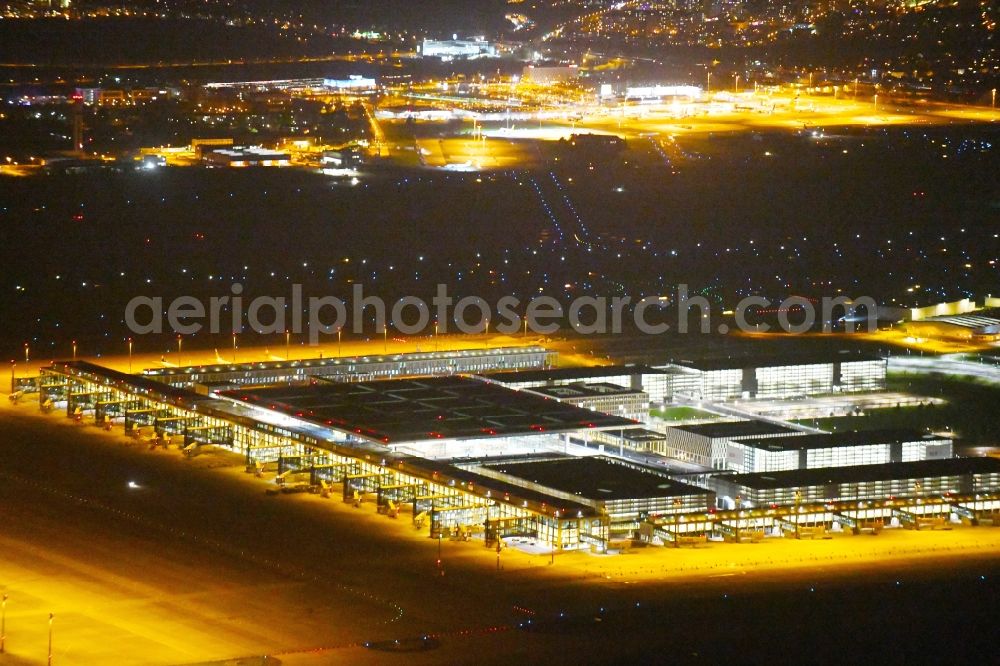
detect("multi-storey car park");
top-left (710, 458), bottom-right (1000, 533)
top-left (672, 352), bottom-right (888, 400)
top-left (724, 429), bottom-right (954, 475)
top-left (520, 382), bottom-right (650, 423)
top-left (478, 351), bottom-right (887, 405)
top-left (22, 346), bottom-right (1000, 552)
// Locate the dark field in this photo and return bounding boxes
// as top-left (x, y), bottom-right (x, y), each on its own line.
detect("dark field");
top-left (1, 124), bottom-right (998, 357)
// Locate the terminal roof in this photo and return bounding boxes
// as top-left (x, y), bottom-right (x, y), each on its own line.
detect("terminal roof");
top-left (485, 456), bottom-right (706, 500)
top-left (407, 457), bottom-right (596, 515)
top-left (220, 376), bottom-right (637, 444)
top-left (48, 361), bottom-right (213, 405)
top-left (143, 346), bottom-right (547, 378)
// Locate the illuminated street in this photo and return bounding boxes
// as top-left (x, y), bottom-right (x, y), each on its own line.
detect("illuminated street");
top-left (889, 354), bottom-right (1000, 385)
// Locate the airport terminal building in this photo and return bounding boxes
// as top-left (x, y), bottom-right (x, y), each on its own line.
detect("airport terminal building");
top-left (480, 364), bottom-right (700, 404)
top-left (39, 359), bottom-right (686, 551)
top-left (146, 346), bottom-right (554, 390)
top-left (25, 344), bottom-right (1000, 550)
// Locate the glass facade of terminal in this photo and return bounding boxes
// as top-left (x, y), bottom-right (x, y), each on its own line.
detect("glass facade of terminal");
top-left (726, 443), bottom-right (800, 473)
top-left (144, 347), bottom-right (554, 389)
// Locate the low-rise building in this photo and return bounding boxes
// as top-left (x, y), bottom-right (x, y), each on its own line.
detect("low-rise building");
top-left (203, 147), bottom-right (290, 167)
top-left (523, 383), bottom-right (649, 423)
top-left (664, 420), bottom-right (805, 468)
top-left (323, 75), bottom-right (377, 92)
top-left (420, 38), bottom-right (496, 60)
top-left (322, 148), bottom-right (364, 168)
top-left (522, 64), bottom-right (579, 84)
